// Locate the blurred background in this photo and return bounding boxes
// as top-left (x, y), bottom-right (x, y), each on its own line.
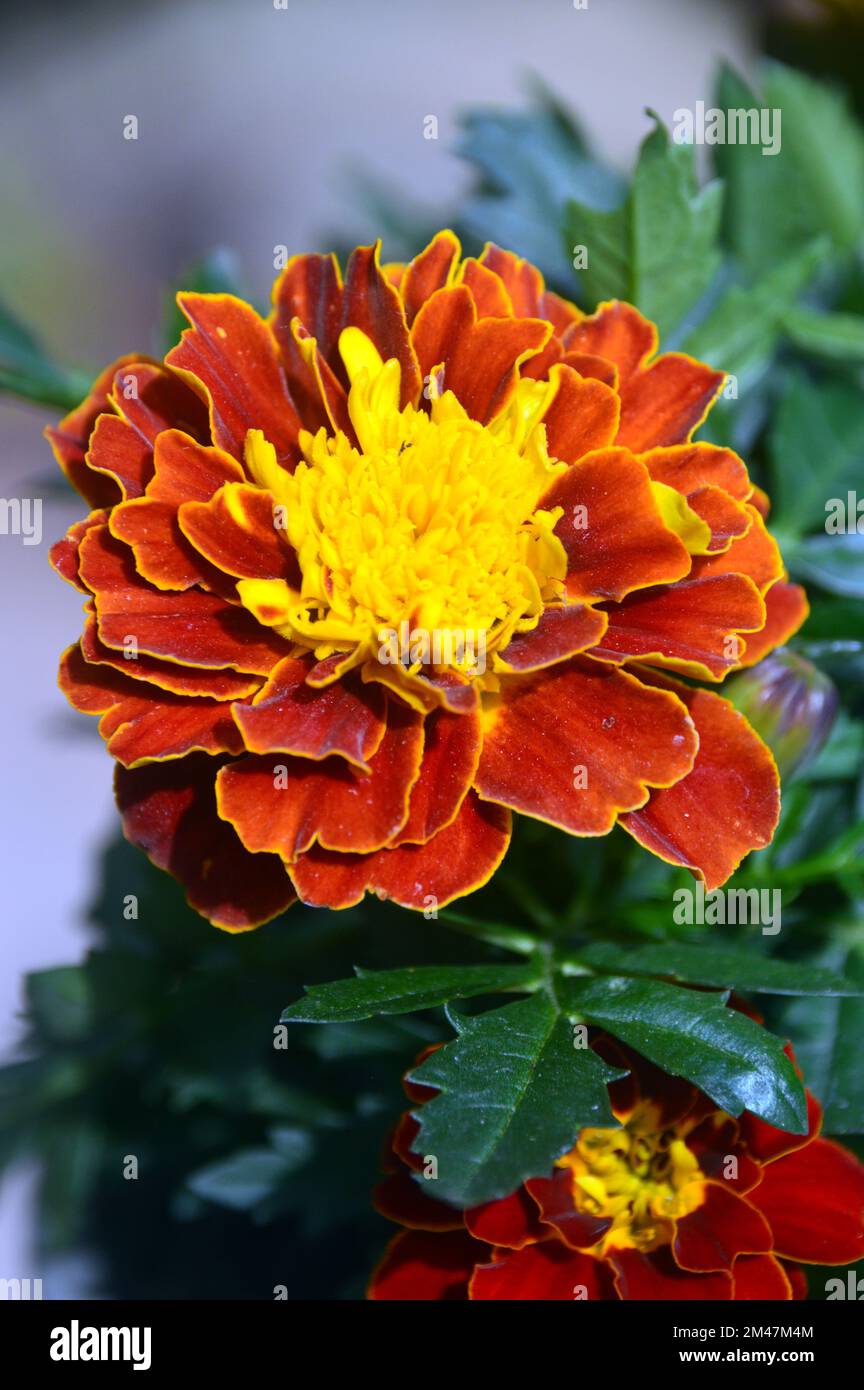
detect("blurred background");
top-left (2, 0), bottom-right (862, 1299)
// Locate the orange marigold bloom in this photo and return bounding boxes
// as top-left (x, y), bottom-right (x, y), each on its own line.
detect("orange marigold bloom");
top-left (49, 233), bottom-right (808, 929)
top-left (369, 1039), bottom-right (864, 1301)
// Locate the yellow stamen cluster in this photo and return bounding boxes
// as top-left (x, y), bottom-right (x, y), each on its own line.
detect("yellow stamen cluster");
top-left (557, 1102), bottom-right (706, 1254)
top-left (237, 329), bottom-right (568, 692)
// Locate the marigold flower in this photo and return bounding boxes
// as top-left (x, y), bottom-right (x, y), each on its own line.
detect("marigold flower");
top-left (369, 1039), bottom-right (864, 1300)
top-left (49, 233), bottom-right (808, 929)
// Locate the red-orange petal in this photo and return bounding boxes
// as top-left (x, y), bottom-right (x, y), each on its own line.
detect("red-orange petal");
top-left (737, 581), bottom-right (810, 668)
top-left (620, 676), bottom-right (780, 889)
top-left (475, 657), bottom-right (697, 836)
top-left (692, 504), bottom-right (783, 594)
top-left (754, 1137), bottom-right (864, 1265)
top-left (673, 1182), bottom-right (773, 1273)
top-left (470, 1243), bottom-right (614, 1300)
top-left (167, 294), bottom-right (301, 466)
top-left (110, 361), bottom-right (210, 445)
top-left (401, 231), bottom-right (461, 325)
top-left (459, 258), bottom-right (513, 318)
top-left (496, 603), bottom-right (608, 674)
top-left (44, 355), bottom-right (145, 508)
top-left (478, 243), bottom-right (545, 318)
top-left (179, 482), bottom-right (297, 581)
top-left (610, 1246), bottom-right (732, 1300)
top-left (115, 754), bottom-right (295, 930)
top-left (233, 656), bottom-right (386, 767)
top-left (732, 1254), bottom-right (793, 1300)
top-left (525, 1171), bottom-right (613, 1251)
top-left (640, 442), bottom-right (752, 502)
top-left (465, 1190), bottom-right (545, 1250)
top-left (216, 702), bottom-right (423, 860)
top-left (288, 791), bottom-right (511, 910)
top-left (391, 705), bottom-right (482, 845)
top-left (564, 301), bottom-right (657, 382)
top-left (79, 525), bottom-right (286, 674)
top-left (617, 354), bottom-right (725, 452)
top-left (86, 414), bottom-right (153, 500)
top-left (369, 1230), bottom-right (482, 1301)
top-left (80, 611), bottom-right (262, 700)
top-left (374, 1171), bottom-right (464, 1232)
top-left (540, 449), bottom-right (692, 604)
top-left (540, 364), bottom-right (620, 465)
top-left (50, 510), bottom-right (108, 592)
top-left (340, 242), bottom-right (421, 407)
top-left (411, 284), bottom-right (550, 424)
top-left (592, 574), bottom-right (766, 682)
top-left (271, 252), bottom-right (343, 363)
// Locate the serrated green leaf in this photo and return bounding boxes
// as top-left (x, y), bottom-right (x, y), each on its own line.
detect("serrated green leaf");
top-left (570, 941), bottom-right (862, 996)
top-left (282, 962), bottom-right (540, 1024)
top-left (715, 62), bottom-right (864, 275)
top-left (682, 241), bottom-right (824, 390)
top-left (769, 370), bottom-right (864, 538)
top-left (408, 993), bottom-right (622, 1206)
top-left (566, 975), bottom-right (808, 1132)
top-left (775, 945), bottom-right (864, 1134)
top-left (563, 115), bottom-right (722, 337)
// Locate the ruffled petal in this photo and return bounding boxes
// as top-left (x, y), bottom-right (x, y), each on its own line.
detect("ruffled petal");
top-left (86, 414), bottom-right (153, 500)
top-left (411, 284), bottom-right (550, 423)
top-left (115, 754), bottom-right (295, 930)
top-left (737, 581), bottom-right (809, 668)
top-left (692, 505), bottom-right (783, 593)
top-left (166, 294), bottom-right (301, 465)
top-left (44, 355), bottom-right (146, 507)
top-left (474, 657), bottom-right (697, 835)
top-left (732, 1255), bottom-right (793, 1300)
top-left (754, 1137), bottom-right (864, 1265)
top-left (470, 1243), bottom-right (615, 1300)
top-left (495, 603), bottom-right (608, 674)
top-left (540, 449), bottom-right (691, 603)
top-left (339, 242), bottom-right (421, 406)
top-left (179, 481), bottom-right (297, 581)
top-left (216, 702), bottom-right (423, 859)
top-left (374, 1170), bottom-right (463, 1232)
top-left (80, 611), bottom-right (262, 700)
top-left (465, 1189), bottom-right (545, 1250)
top-left (391, 705), bottom-right (481, 845)
top-left (79, 525), bottom-right (286, 674)
top-left (232, 655), bottom-right (386, 768)
top-left (401, 230), bottom-right (461, 325)
top-left (640, 442), bottom-right (752, 502)
top-left (525, 1171), bottom-right (613, 1250)
top-left (673, 1183), bottom-right (773, 1273)
top-left (288, 791), bottom-right (511, 910)
top-left (368, 1230), bottom-right (482, 1301)
top-left (617, 354), bottom-right (725, 451)
top-left (591, 574), bottom-right (766, 682)
top-left (110, 360), bottom-right (210, 445)
top-left (620, 676), bottom-right (780, 889)
top-left (271, 251), bottom-right (343, 363)
top-left (539, 364), bottom-right (620, 464)
top-left (610, 1246), bottom-right (732, 1300)
top-left (50, 510), bottom-right (108, 592)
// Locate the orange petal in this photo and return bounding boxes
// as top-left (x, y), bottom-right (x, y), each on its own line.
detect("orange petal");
top-left (640, 442), bottom-right (752, 502)
top-left (732, 1255), bottom-right (793, 1300)
top-left (496, 603), bottom-right (608, 674)
top-left (391, 706), bottom-right (482, 845)
top-left (44, 355), bottom-right (146, 508)
top-left (79, 525), bottom-right (286, 674)
top-left (86, 414), bottom-right (153, 499)
top-left (401, 230), bottom-right (461, 325)
top-left (233, 656), bottom-right (386, 768)
top-left (271, 251), bottom-right (343, 363)
top-left (592, 574), bottom-right (766, 681)
top-left (411, 285), bottom-right (550, 423)
top-left (620, 676), bottom-right (780, 889)
top-left (464, 1190), bottom-right (545, 1250)
top-left (558, 350), bottom-right (619, 388)
top-left (610, 1246), bottom-right (732, 1300)
top-left (50, 509), bottom-right (108, 592)
top-left (110, 360), bottom-right (210, 444)
top-left (738, 581), bottom-right (809, 668)
top-left (274, 318), bottom-right (353, 438)
top-left (288, 790), bottom-right (511, 910)
top-left (458, 258), bottom-right (513, 318)
top-left (673, 1183), bottom-right (772, 1273)
top-left (470, 1243), bottom-right (614, 1300)
top-left (564, 302), bottom-right (657, 381)
top-left (755, 1137), bottom-right (864, 1265)
top-left (540, 364), bottom-right (620, 464)
top-left (525, 1171), bottom-right (613, 1251)
top-left (617, 354), bottom-right (725, 451)
top-left (687, 486), bottom-right (751, 553)
top-left (475, 656), bottom-right (697, 835)
top-left (340, 242), bottom-right (421, 406)
top-left (80, 611), bottom-right (261, 700)
top-left (368, 1230), bottom-right (480, 1301)
top-left (539, 449), bottom-right (691, 603)
top-left (216, 702), bottom-right (423, 859)
top-left (116, 754), bottom-right (295, 930)
top-left (167, 294), bottom-right (301, 465)
top-left (478, 243), bottom-right (545, 317)
top-left (179, 481), bottom-right (298, 581)
top-left (692, 504), bottom-right (783, 594)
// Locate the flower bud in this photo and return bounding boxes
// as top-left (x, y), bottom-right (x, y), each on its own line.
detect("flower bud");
top-left (729, 648), bottom-right (838, 777)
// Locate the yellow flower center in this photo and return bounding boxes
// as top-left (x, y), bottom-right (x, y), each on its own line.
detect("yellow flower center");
top-left (557, 1102), bottom-right (706, 1254)
top-left (237, 328), bottom-right (569, 693)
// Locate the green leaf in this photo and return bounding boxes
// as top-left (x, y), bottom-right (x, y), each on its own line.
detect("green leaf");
top-left (769, 370), bottom-right (864, 538)
top-left (409, 993), bottom-right (622, 1206)
top-left (566, 975), bottom-right (808, 1132)
top-left (186, 1136), bottom-right (313, 1212)
top-left (776, 945), bottom-right (864, 1134)
top-left (563, 114), bottom-right (722, 337)
top-left (715, 62), bottom-right (864, 275)
top-left (159, 248), bottom-right (243, 355)
top-left (783, 306), bottom-right (864, 362)
top-left (569, 941), bottom-right (862, 996)
top-left (458, 94), bottom-right (623, 286)
top-left (786, 533), bottom-right (864, 600)
top-left (26, 967), bottom-right (93, 1043)
top-left (281, 962), bottom-right (540, 1024)
top-left (682, 241), bottom-right (824, 390)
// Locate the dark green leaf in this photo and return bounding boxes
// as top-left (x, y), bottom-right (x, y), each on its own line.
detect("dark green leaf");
top-left (409, 993), bottom-right (622, 1206)
top-left (566, 975), bottom-right (808, 1132)
top-left (281, 962), bottom-right (540, 1024)
top-left (775, 945), bottom-right (864, 1134)
top-left (563, 115), bottom-right (722, 336)
top-left (769, 371), bottom-right (864, 538)
top-left (570, 941), bottom-right (862, 996)
top-left (787, 534), bottom-right (864, 600)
